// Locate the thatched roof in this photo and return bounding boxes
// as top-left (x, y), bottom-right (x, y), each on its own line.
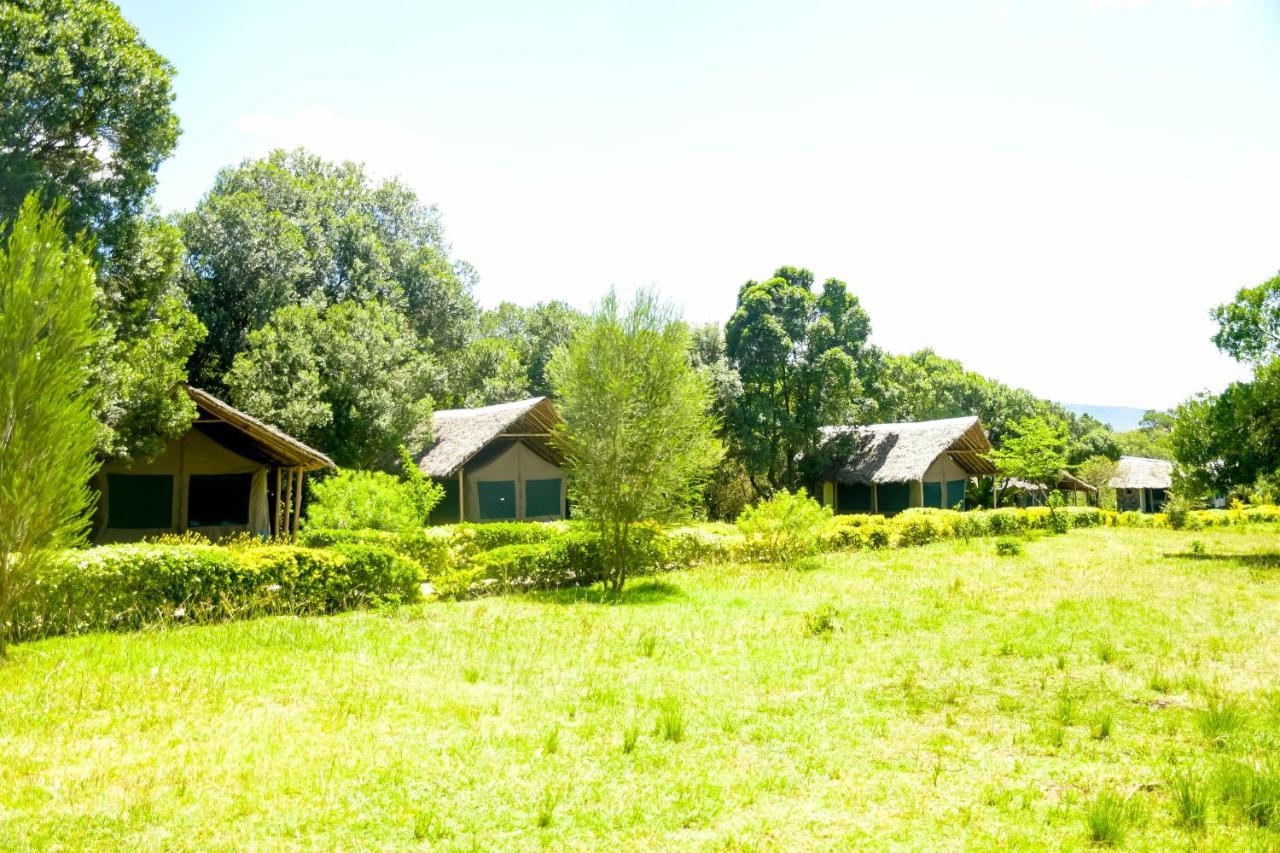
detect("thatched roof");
top-left (818, 415), bottom-right (997, 485)
top-left (1108, 456), bottom-right (1173, 490)
top-left (417, 397), bottom-right (563, 478)
top-left (1008, 472), bottom-right (1098, 493)
top-left (185, 386), bottom-right (334, 471)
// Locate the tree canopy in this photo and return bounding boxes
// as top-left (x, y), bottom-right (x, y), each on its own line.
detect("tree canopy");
top-left (0, 0), bottom-right (179, 254)
top-left (725, 266), bottom-right (879, 495)
top-left (1210, 272), bottom-right (1280, 365)
top-left (181, 149), bottom-right (477, 388)
top-left (224, 300), bottom-right (438, 469)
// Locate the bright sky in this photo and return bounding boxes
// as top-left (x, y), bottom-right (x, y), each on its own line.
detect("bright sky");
top-left (121, 0), bottom-right (1280, 409)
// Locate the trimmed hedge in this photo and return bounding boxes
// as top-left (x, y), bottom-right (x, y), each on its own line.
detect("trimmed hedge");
top-left (11, 542), bottom-right (420, 642)
top-left (26, 504), bottom-right (1273, 639)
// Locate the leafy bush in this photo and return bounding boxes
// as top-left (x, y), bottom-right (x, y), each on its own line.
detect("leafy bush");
top-left (12, 542), bottom-right (421, 641)
top-left (736, 489), bottom-right (831, 563)
top-left (307, 469), bottom-right (438, 531)
top-left (995, 537), bottom-right (1023, 557)
top-left (1164, 494), bottom-right (1196, 530)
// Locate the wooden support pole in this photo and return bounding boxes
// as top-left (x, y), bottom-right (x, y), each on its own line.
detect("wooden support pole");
top-left (292, 468), bottom-right (304, 544)
top-left (458, 469), bottom-right (465, 522)
top-left (274, 467), bottom-right (283, 540)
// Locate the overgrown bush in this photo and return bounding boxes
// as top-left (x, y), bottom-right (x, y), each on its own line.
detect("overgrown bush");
top-left (11, 541), bottom-right (420, 641)
top-left (736, 489), bottom-right (831, 563)
top-left (306, 449), bottom-right (444, 531)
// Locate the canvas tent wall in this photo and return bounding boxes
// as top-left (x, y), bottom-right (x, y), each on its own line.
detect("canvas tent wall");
top-left (815, 416), bottom-right (996, 515)
top-left (94, 386), bottom-right (333, 543)
top-left (418, 397), bottom-right (567, 523)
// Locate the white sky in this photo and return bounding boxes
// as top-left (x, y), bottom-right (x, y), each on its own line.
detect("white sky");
top-left (125, 0), bottom-right (1280, 409)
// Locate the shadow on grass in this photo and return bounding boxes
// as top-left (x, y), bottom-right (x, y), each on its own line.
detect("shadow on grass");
top-left (1164, 552), bottom-right (1280, 570)
top-left (528, 579), bottom-right (686, 607)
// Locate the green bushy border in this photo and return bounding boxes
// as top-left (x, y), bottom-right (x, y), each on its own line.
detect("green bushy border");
top-left (11, 541), bottom-right (420, 642)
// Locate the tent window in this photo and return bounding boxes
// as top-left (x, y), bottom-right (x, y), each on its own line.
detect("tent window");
top-left (478, 480), bottom-right (516, 520)
top-left (107, 474), bottom-right (173, 529)
top-left (836, 482), bottom-right (872, 513)
top-left (946, 479), bottom-right (967, 510)
top-left (188, 474), bottom-right (252, 527)
top-left (525, 478), bottom-right (562, 518)
top-left (923, 481), bottom-right (943, 509)
top-left (878, 482), bottom-right (910, 514)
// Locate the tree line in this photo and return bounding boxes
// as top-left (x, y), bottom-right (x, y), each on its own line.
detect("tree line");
top-left (2, 0), bottom-right (1240, 516)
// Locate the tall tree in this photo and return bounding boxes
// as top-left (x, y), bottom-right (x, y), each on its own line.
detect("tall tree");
top-left (1210, 272), bottom-right (1280, 365)
top-left (181, 149), bottom-right (477, 388)
top-left (0, 0), bottom-right (179, 253)
top-left (0, 198), bottom-right (101, 656)
top-left (725, 266), bottom-right (879, 495)
top-left (2, 0), bottom-right (201, 462)
top-left (549, 289), bottom-right (721, 594)
top-left (224, 301), bottom-right (439, 469)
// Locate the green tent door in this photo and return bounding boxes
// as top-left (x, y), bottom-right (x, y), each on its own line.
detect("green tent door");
top-left (923, 481), bottom-right (943, 509)
top-left (946, 479), bottom-right (967, 510)
top-left (836, 482), bottom-right (872, 514)
top-left (878, 482), bottom-right (910, 514)
top-left (477, 480), bottom-right (517, 520)
top-left (525, 478), bottom-right (562, 518)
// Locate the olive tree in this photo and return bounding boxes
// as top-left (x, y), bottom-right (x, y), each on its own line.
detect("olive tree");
top-left (0, 198), bottom-right (102, 656)
top-left (549, 290), bottom-right (721, 594)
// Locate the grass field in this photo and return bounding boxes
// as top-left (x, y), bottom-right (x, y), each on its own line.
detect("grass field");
top-left (4, 525), bottom-right (1280, 849)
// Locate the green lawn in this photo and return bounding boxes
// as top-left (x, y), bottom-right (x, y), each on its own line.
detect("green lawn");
top-left (4, 526), bottom-right (1280, 849)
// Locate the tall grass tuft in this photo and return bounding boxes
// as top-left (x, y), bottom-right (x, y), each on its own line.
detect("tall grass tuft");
top-left (621, 722), bottom-right (640, 754)
top-left (1168, 766), bottom-right (1208, 830)
top-left (1197, 693), bottom-right (1247, 746)
top-left (541, 725), bottom-right (560, 755)
top-left (1217, 759), bottom-right (1280, 827)
top-left (1091, 709), bottom-right (1114, 741)
top-left (535, 787), bottom-right (559, 828)
top-left (655, 696), bottom-right (686, 742)
top-left (1085, 792), bottom-right (1134, 846)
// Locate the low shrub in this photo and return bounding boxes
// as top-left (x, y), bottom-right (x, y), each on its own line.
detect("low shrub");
top-left (306, 460), bottom-right (442, 531)
top-left (736, 489), bottom-right (831, 563)
top-left (12, 541), bottom-right (421, 641)
top-left (995, 537), bottom-right (1023, 557)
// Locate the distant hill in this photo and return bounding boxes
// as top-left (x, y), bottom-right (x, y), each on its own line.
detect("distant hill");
top-left (1061, 404), bottom-right (1148, 432)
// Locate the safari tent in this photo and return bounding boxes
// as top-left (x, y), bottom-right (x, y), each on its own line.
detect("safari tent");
top-left (417, 397), bottom-right (567, 523)
top-left (1108, 456), bottom-right (1173, 513)
top-left (93, 386), bottom-right (334, 544)
top-left (815, 416), bottom-right (997, 514)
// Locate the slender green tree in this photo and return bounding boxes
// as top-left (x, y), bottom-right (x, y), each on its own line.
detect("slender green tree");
top-left (1210, 272), bottom-right (1280, 365)
top-left (549, 289), bottom-right (722, 593)
top-left (990, 416), bottom-right (1069, 495)
top-left (0, 197), bottom-right (102, 656)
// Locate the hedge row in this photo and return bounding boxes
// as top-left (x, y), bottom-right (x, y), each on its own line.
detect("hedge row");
top-left (303, 505), bottom-right (1280, 599)
top-left (10, 541), bottom-right (421, 642)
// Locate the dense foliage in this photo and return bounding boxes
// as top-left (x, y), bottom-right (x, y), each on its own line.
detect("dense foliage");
top-left (225, 300), bottom-right (438, 467)
top-left (306, 448), bottom-right (444, 531)
top-left (724, 266), bottom-right (880, 495)
top-left (0, 198), bottom-right (102, 655)
top-left (10, 540), bottom-right (420, 642)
